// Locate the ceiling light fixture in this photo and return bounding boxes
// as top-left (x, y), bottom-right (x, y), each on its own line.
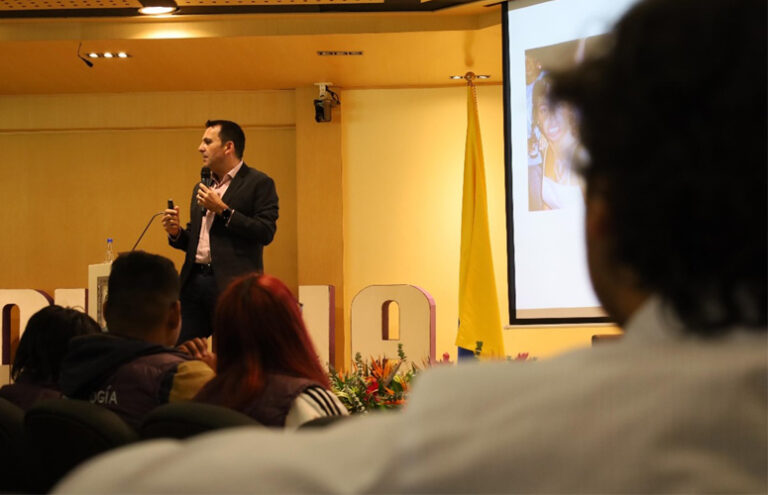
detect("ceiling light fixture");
top-left (138, 0), bottom-right (178, 15)
top-left (84, 52), bottom-right (131, 60)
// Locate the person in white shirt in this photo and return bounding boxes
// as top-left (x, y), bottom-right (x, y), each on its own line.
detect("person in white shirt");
top-left (56, 0), bottom-right (766, 492)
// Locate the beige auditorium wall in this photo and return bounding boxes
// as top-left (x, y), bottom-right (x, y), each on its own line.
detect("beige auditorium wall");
top-left (0, 91), bottom-right (297, 298)
top-left (341, 85), bottom-right (620, 361)
top-left (294, 87), bottom-right (346, 368)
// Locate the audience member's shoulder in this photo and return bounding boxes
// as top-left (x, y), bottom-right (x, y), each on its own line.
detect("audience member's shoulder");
top-left (406, 330), bottom-right (766, 419)
top-left (166, 359), bottom-right (214, 402)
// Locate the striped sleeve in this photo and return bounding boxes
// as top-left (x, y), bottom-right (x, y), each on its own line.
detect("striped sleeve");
top-left (284, 386), bottom-right (349, 429)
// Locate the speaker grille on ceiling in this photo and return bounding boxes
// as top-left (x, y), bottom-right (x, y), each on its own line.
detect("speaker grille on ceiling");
top-left (317, 50), bottom-right (363, 56)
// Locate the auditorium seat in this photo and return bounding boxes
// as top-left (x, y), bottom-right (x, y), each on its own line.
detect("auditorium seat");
top-left (140, 401), bottom-right (261, 440)
top-left (0, 397), bottom-right (30, 492)
top-left (25, 399), bottom-right (138, 492)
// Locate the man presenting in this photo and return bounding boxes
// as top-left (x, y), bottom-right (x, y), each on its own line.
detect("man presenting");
top-left (162, 120), bottom-right (278, 343)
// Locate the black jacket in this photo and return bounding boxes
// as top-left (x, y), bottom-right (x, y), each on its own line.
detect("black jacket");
top-left (59, 334), bottom-right (212, 429)
top-left (170, 163), bottom-right (279, 291)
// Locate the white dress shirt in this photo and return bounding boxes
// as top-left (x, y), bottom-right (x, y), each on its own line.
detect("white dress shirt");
top-left (194, 161), bottom-right (242, 264)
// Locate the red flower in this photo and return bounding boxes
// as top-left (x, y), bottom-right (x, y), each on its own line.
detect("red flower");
top-left (365, 377), bottom-right (379, 397)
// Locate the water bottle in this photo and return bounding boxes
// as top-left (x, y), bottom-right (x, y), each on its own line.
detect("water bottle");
top-left (105, 238), bottom-right (115, 263)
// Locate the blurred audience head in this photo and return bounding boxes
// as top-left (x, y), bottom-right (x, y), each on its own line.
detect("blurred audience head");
top-left (199, 273), bottom-right (328, 409)
top-left (550, 0), bottom-right (766, 332)
top-left (104, 251), bottom-right (181, 345)
top-left (12, 305), bottom-right (100, 383)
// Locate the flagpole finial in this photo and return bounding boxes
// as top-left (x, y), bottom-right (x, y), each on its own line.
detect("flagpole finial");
top-left (464, 72), bottom-right (476, 86)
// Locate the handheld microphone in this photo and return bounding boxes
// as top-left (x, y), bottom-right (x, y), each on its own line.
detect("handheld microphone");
top-left (200, 167), bottom-right (212, 215)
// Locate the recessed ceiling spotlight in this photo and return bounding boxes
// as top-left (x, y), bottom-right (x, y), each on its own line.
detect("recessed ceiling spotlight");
top-left (84, 52), bottom-right (130, 59)
top-left (138, 0), bottom-right (178, 15)
top-left (449, 75), bottom-right (463, 80)
top-left (476, 74), bottom-right (491, 79)
top-left (139, 6), bottom-right (175, 14)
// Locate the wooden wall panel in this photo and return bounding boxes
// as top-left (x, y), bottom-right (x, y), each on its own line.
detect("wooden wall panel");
top-left (295, 86), bottom-right (345, 368)
top-left (0, 91), bottom-right (297, 297)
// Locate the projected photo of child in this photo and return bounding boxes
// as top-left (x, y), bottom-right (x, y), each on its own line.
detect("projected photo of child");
top-left (526, 39), bottom-right (598, 211)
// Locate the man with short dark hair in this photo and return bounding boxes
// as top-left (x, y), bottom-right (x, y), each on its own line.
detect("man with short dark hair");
top-left (59, 251), bottom-right (214, 429)
top-left (162, 119), bottom-right (279, 342)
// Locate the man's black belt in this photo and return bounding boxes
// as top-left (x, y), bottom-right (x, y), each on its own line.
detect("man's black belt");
top-left (193, 263), bottom-right (214, 275)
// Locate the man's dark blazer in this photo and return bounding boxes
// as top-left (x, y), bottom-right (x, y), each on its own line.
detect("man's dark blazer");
top-left (169, 163), bottom-right (279, 291)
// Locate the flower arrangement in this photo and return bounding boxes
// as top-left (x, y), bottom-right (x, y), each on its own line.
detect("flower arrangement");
top-left (329, 343), bottom-right (534, 414)
top-left (329, 343), bottom-right (420, 414)
top-left (508, 352), bottom-right (536, 362)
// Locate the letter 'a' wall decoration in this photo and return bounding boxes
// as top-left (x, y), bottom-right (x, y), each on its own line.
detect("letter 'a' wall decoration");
top-left (350, 285), bottom-right (435, 366)
top-left (0, 289), bottom-right (53, 385)
top-left (54, 289), bottom-right (87, 313)
top-left (298, 285), bottom-right (335, 368)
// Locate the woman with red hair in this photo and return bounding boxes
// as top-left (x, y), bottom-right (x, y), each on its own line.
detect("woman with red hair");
top-left (193, 273), bottom-right (347, 427)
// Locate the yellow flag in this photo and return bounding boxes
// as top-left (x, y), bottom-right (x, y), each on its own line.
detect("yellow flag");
top-left (455, 83), bottom-right (505, 358)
